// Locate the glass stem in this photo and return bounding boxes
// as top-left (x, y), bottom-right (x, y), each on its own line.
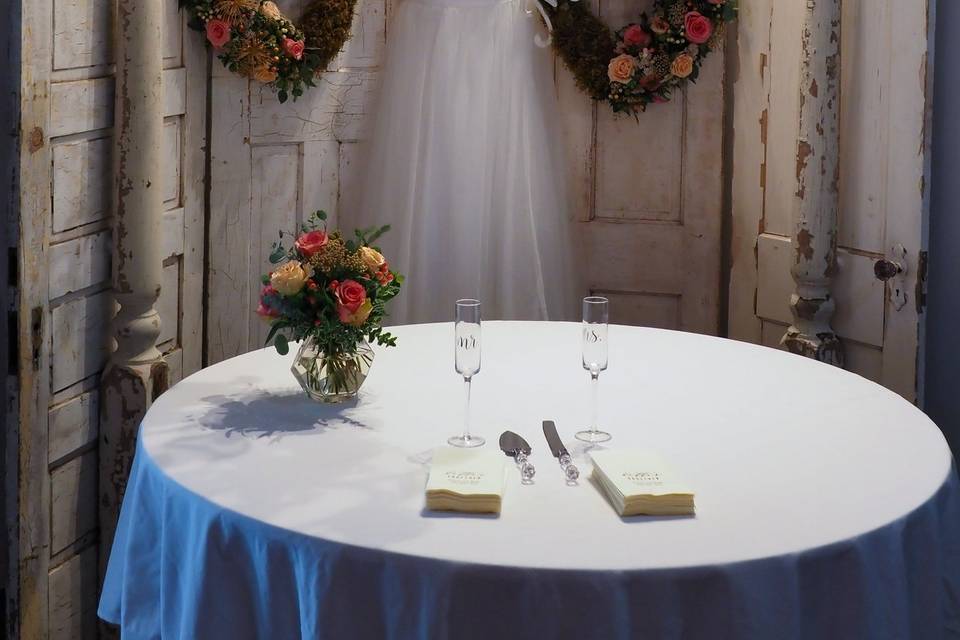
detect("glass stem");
top-left (463, 376), bottom-right (473, 442)
top-left (590, 371), bottom-right (600, 434)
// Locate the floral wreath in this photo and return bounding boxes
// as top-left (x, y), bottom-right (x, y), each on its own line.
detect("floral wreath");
top-left (180, 0), bottom-right (357, 102)
top-left (538, 0), bottom-right (738, 116)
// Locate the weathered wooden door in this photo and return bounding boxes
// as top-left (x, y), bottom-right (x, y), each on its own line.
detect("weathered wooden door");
top-left (728, 0), bottom-right (932, 400)
top-left (206, 0), bottom-right (386, 362)
top-left (556, 0), bottom-right (725, 333)
top-left (13, 0), bottom-right (205, 636)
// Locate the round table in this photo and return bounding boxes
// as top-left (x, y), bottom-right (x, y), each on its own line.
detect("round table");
top-left (99, 322), bottom-right (960, 639)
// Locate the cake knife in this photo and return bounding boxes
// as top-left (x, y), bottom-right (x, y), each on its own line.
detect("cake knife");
top-left (542, 420), bottom-right (580, 483)
top-left (499, 431), bottom-right (536, 483)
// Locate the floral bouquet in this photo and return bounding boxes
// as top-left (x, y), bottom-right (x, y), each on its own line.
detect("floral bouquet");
top-left (258, 211), bottom-right (403, 402)
top-left (604, 0), bottom-right (737, 115)
top-left (182, 0), bottom-right (323, 102)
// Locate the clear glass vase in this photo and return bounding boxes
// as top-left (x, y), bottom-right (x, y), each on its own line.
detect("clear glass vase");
top-left (291, 338), bottom-right (375, 403)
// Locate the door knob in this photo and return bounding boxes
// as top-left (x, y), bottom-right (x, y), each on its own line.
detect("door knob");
top-left (874, 258), bottom-right (904, 282)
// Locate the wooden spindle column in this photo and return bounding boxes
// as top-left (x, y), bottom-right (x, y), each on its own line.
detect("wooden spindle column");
top-left (782, 0), bottom-right (844, 367)
top-left (100, 0), bottom-right (168, 576)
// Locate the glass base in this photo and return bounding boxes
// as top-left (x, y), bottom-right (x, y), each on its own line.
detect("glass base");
top-left (575, 429), bottom-right (612, 443)
top-left (448, 434), bottom-right (486, 448)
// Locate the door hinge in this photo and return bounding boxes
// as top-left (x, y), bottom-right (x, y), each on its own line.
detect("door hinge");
top-left (30, 306), bottom-right (42, 371)
top-left (915, 250), bottom-right (928, 314)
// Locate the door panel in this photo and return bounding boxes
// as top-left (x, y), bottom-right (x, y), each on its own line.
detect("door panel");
top-left (557, 0), bottom-right (725, 333)
top-left (15, 1), bottom-right (204, 636)
top-left (728, 0), bottom-right (933, 400)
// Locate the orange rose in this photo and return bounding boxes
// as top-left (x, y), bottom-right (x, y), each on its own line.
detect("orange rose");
top-left (607, 54), bottom-right (637, 84)
top-left (250, 65), bottom-right (278, 83)
top-left (670, 53), bottom-right (694, 78)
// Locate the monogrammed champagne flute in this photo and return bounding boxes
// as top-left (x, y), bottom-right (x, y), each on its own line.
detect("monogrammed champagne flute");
top-left (576, 296), bottom-right (612, 443)
top-left (449, 299), bottom-right (485, 448)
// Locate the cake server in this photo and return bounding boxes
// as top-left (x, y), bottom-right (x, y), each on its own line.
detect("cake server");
top-left (499, 431), bottom-right (536, 483)
top-left (542, 420), bottom-right (580, 483)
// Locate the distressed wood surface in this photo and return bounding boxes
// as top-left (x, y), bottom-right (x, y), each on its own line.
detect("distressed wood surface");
top-left (727, 0), bottom-right (933, 396)
top-left (50, 452), bottom-right (98, 556)
top-left (48, 391), bottom-right (99, 467)
top-left (17, 0), bottom-right (55, 634)
top-left (781, 0), bottom-right (843, 365)
top-left (13, 0), bottom-right (204, 636)
top-left (48, 546), bottom-right (98, 640)
top-left (727, 0), bottom-right (773, 345)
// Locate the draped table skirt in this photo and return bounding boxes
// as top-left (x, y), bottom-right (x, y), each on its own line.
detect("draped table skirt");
top-left (99, 322), bottom-right (960, 639)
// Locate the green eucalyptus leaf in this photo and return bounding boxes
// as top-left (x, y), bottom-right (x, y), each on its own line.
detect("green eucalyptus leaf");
top-left (275, 333), bottom-right (290, 355)
top-left (269, 244), bottom-right (287, 264)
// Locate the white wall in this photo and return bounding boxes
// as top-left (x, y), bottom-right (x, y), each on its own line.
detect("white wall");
top-left (925, 0), bottom-right (960, 456)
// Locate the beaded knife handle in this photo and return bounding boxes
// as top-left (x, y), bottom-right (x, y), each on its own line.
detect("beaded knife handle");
top-left (558, 452), bottom-right (580, 483)
top-left (515, 450), bottom-right (536, 483)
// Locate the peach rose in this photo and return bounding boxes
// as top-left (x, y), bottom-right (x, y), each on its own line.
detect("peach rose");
top-left (259, 1), bottom-right (283, 19)
top-left (205, 19), bottom-right (231, 49)
top-left (338, 298), bottom-right (373, 327)
top-left (670, 53), bottom-right (694, 78)
top-left (250, 65), bottom-right (278, 83)
top-left (684, 11), bottom-right (713, 45)
top-left (270, 261), bottom-right (311, 296)
top-left (607, 54), bottom-right (637, 84)
top-left (650, 16), bottom-right (671, 34)
top-left (283, 37), bottom-right (305, 61)
top-left (358, 246), bottom-right (386, 272)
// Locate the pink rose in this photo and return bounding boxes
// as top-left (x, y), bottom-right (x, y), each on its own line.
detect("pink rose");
top-left (283, 38), bottom-right (305, 61)
top-left (206, 20), bottom-right (231, 49)
top-left (335, 279), bottom-right (367, 313)
top-left (622, 24), bottom-right (651, 48)
top-left (257, 286), bottom-right (280, 319)
top-left (256, 302), bottom-right (279, 318)
top-left (639, 74), bottom-right (662, 91)
top-left (708, 0), bottom-right (725, 4)
top-left (295, 230), bottom-right (328, 257)
top-left (684, 11), bottom-right (713, 44)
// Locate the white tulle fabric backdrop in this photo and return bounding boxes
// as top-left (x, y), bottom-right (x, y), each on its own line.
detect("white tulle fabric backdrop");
top-left (350, 0), bottom-right (579, 325)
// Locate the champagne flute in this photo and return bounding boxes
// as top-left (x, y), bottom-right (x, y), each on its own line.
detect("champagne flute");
top-left (449, 299), bottom-right (485, 448)
top-left (576, 296), bottom-right (612, 443)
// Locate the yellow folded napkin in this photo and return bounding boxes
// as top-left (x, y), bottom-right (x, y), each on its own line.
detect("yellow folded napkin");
top-left (590, 449), bottom-right (695, 517)
top-left (425, 447), bottom-right (507, 515)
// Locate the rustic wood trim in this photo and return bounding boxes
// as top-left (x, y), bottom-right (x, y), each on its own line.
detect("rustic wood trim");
top-left (2, 0), bottom-right (23, 633)
top-left (17, 0), bottom-right (54, 633)
top-left (181, 8), bottom-right (207, 378)
top-left (99, 0), bottom-right (169, 588)
top-left (728, 0), bottom-right (773, 344)
top-left (781, 0), bottom-right (843, 366)
top-left (879, 0), bottom-right (934, 401)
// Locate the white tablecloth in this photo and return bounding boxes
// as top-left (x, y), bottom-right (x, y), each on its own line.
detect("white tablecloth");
top-left (100, 322), bottom-right (960, 639)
